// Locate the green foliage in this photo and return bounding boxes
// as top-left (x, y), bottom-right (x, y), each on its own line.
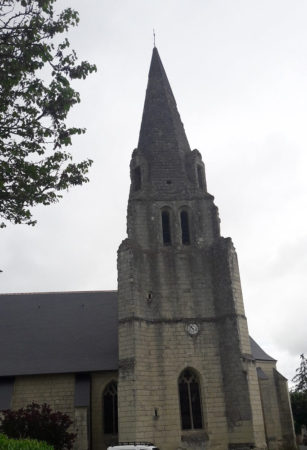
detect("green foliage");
top-left (291, 354), bottom-right (307, 434)
top-left (292, 353), bottom-right (307, 393)
top-left (0, 433), bottom-right (53, 450)
top-left (290, 391), bottom-right (307, 434)
top-left (0, 403), bottom-right (75, 450)
top-left (0, 0), bottom-right (96, 227)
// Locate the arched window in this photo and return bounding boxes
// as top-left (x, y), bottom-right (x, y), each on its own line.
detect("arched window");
top-left (161, 210), bottom-right (171, 245)
top-left (180, 211), bottom-right (190, 245)
top-left (179, 369), bottom-right (203, 430)
top-left (103, 381), bottom-right (118, 434)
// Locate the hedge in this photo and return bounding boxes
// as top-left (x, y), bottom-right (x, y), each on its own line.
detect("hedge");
top-left (0, 433), bottom-right (53, 450)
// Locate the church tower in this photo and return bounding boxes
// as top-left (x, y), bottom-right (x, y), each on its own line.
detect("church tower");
top-left (117, 47), bottom-right (267, 450)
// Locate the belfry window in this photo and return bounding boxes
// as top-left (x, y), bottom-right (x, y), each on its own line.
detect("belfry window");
top-left (161, 210), bottom-right (171, 245)
top-left (197, 165), bottom-right (205, 190)
top-left (180, 211), bottom-right (190, 245)
top-left (103, 381), bottom-right (118, 434)
top-left (133, 166), bottom-right (141, 191)
top-left (179, 369), bottom-right (203, 430)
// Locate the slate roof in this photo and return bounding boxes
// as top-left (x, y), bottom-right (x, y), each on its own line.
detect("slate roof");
top-left (138, 47), bottom-right (191, 155)
top-left (0, 290), bottom-right (274, 377)
top-left (250, 336), bottom-right (276, 362)
top-left (0, 291), bottom-right (118, 376)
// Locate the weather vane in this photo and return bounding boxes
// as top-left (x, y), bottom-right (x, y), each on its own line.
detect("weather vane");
top-left (153, 28), bottom-right (156, 47)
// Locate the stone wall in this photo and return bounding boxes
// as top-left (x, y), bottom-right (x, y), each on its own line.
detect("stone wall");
top-left (12, 374), bottom-right (74, 414)
top-left (273, 369), bottom-right (296, 447)
top-left (118, 228), bottom-right (267, 449)
top-left (256, 361), bottom-right (296, 450)
top-left (257, 361), bottom-right (283, 450)
top-left (11, 374), bottom-right (88, 450)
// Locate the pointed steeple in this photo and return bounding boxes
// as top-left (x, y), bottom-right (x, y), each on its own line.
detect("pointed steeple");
top-left (130, 48), bottom-right (208, 198)
top-left (137, 47), bottom-right (191, 155)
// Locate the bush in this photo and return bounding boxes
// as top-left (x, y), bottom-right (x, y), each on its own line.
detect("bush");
top-left (0, 403), bottom-right (76, 450)
top-left (0, 433), bottom-right (53, 449)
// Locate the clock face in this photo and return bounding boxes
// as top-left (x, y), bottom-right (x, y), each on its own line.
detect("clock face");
top-left (186, 323), bottom-right (199, 336)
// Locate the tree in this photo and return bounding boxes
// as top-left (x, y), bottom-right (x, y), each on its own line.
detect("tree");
top-left (290, 391), bottom-right (307, 435)
top-left (291, 354), bottom-right (307, 434)
top-left (0, 402), bottom-right (76, 449)
top-left (0, 0), bottom-right (96, 227)
top-left (292, 353), bottom-right (307, 393)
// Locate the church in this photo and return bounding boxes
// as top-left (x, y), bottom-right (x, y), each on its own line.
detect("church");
top-left (0, 48), bottom-right (295, 450)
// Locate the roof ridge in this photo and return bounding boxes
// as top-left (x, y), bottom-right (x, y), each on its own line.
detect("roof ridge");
top-left (0, 289), bottom-right (118, 296)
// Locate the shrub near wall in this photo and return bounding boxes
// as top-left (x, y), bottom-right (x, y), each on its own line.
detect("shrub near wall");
top-left (0, 433), bottom-right (53, 450)
top-left (0, 403), bottom-right (76, 449)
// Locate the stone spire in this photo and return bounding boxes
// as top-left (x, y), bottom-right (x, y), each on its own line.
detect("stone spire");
top-left (132, 47), bottom-right (195, 197)
top-left (137, 47), bottom-right (191, 156)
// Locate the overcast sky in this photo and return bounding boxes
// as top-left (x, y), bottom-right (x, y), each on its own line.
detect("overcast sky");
top-left (1, 0), bottom-right (306, 383)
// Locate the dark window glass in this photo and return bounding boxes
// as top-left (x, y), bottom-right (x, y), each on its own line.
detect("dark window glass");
top-left (0, 377), bottom-right (14, 410)
top-left (197, 165), bottom-right (204, 190)
top-left (75, 373), bottom-right (90, 407)
top-left (114, 390), bottom-right (118, 433)
top-left (134, 166), bottom-right (141, 191)
top-left (103, 381), bottom-right (118, 434)
top-left (180, 211), bottom-right (190, 245)
top-left (179, 379), bottom-right (191, 429)
top-left (179, 369), bottom-right (203, 430)
top-left (162, 211), bottom-right (171, 245)
top-left (190, 380), bottom-right (202, 429)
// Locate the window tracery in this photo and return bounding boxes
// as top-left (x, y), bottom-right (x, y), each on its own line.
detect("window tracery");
top-left (179, 369), bottom-right (203, 430)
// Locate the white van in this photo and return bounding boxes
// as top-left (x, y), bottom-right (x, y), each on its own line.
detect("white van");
top-left (107, 443), bottom-right (159, 450)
